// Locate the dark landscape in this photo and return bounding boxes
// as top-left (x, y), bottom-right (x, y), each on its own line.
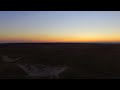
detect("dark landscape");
top-left (0, 43), bottom-right (120, 79)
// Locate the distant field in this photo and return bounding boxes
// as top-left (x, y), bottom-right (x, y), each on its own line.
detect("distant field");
top-left (0, 43), bottom-right (120, 79)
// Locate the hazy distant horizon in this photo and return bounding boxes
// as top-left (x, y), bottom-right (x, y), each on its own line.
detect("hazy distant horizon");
top-left (1, 42), bottom-right (120, 44)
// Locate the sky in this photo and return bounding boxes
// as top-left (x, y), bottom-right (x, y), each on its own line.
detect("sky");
top-left (0, 11), bottom-right (120, 43)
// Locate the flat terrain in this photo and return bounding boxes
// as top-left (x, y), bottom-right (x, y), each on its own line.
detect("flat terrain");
top-left (0, 43), bottom-right (120, 79)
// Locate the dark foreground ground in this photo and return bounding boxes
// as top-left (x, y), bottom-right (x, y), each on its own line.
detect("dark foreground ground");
top-left (0, 43), bottom-right (120, 79)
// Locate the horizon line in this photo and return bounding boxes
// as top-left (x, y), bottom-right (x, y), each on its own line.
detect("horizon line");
top-left (1, 42), bottom-right (120, 44)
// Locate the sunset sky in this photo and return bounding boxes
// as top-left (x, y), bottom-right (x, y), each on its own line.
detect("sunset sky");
top-left (0, 11), bottom-right (120, 43)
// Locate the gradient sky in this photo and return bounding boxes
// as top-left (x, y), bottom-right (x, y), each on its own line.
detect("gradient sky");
top-left (0, 11), bottom-right (120, 43)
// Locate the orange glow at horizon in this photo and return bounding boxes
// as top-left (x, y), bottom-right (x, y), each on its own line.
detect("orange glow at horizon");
top-left (1, 35), bottom-right (120, 43)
